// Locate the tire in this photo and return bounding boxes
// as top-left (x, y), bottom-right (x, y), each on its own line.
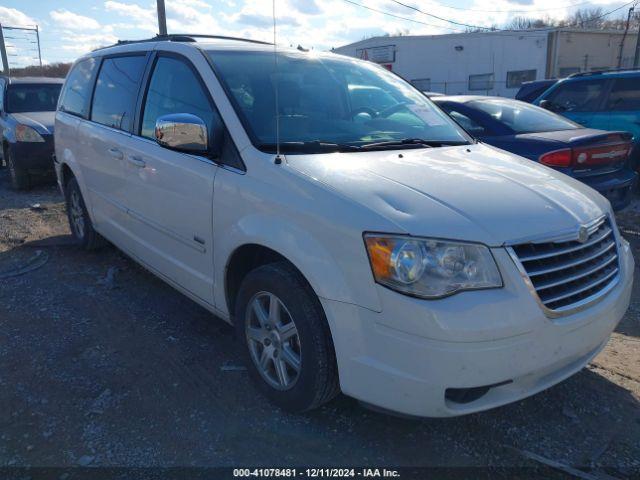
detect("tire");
top-left (5, 146), bottom-right (30, 190)
top-left (64, 176), bottom-right (106, 250)
top-left (234, 262), bottom-right (340, 412)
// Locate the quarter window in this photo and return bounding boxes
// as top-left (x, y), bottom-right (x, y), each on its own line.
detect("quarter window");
top-left (141, 56), bottom-right (216, 140)
top-left (545, 79), bottom-right (606, 112)
top-left (506, 70), bottom-right (536, 89)
top-left (469, 73), bottom-right (494, 91)
top-left (91, 55), bottom-right (147, 131)
top-left (59, 58), bottom-right (97, 118)
top-left (607, 78), bottom-right (640, 111)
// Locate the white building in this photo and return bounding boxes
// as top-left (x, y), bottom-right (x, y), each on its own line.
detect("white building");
top-left (333, 29), bottom-right (640, 97)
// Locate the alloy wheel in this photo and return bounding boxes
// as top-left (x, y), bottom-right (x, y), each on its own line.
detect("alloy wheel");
top-left (245, 291), bottom-right (302, 390)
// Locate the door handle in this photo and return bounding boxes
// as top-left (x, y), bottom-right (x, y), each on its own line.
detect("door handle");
top-left (108, 147), bottom-right (124, 160)
top-left (127, 155), bottom-right (146, 168)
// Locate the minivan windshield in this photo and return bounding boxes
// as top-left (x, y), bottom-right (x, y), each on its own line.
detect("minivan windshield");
top-left (6, 84), bottom-right (61, 113)
top-left (207, 50), bottom-right (470, 153)
top-left (468, 98), bottom-right (578, 134)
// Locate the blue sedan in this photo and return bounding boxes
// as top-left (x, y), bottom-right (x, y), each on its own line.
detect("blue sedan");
top-left (433, 96), bottom-right (637, 210)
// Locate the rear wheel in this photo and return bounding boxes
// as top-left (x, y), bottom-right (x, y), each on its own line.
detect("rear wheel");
top-left (235, 262), bottom-right (340, 412)
top-left (5, 146), bottom-right (30, 190)
top-left (64, 177), bottom-right (106, 250)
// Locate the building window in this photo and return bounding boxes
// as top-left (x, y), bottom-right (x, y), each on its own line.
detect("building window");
top-left (559, 67), bottom-right (580, 77)
top-left (469, 73), bottom-right (494, 91)
top-left (506, 69), bottom-right (536, 88)
top-left (411, 78), bottom-right (431, 91)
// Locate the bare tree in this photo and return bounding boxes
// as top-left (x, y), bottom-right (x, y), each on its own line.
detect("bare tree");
top-left (8, 62), bottom-right (71, 78)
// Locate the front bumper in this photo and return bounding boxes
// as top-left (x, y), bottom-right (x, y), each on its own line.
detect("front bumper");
top-left (576, 167), bottom-right (638, 211)
top-left (11, 135), bottom-right (55, 174)
top-left (322, 238), bottom-right (634, 417)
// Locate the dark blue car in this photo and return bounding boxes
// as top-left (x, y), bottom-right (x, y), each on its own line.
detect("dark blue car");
top-left (433, 96), bottom-right (637, 210)
top-left (0, 76), bottom-right (63, 189)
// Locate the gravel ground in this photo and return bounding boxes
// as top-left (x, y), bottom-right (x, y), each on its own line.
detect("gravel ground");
top-left (0, 168), bottom-right (639, 479)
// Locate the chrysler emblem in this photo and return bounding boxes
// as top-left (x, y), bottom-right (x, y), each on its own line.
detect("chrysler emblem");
top-left (577, 226), bottom-right (589, 243)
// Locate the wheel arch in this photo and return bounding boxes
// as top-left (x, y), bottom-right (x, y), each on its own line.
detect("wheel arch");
top-left (224, 243), bottom-right (319, 324)
top-left (216, 213), bottom-right (381, 320)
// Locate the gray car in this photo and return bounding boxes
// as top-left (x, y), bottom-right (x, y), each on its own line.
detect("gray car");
top-left (0, 76), bottom-right (63, 189)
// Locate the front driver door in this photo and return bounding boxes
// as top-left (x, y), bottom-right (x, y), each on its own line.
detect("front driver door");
top-left (123, 53), bottom-right (221, 305)
top-left (542, 78), bottom-right (610, 130)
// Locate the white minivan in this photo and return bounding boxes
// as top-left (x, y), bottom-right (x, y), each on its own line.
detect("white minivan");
top-left (54, 35), bottom-right (633, 418)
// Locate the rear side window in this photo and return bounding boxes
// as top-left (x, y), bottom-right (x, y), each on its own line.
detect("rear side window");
top-left (446, 109), bottom-right (487, 136)
top-left (140, 56), bottom-right (216, 139)
top-left (91, 55), bottom-right (147, 131)
top-left (545, 79), bottom-right (606, 112)
top-left (607, 78), bottom-right (640, 111)
top-left (59, 58), bottom-right (97, 118)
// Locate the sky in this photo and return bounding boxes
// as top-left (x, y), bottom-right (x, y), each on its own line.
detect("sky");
top-left (0, 0), bottom-right (633, 68)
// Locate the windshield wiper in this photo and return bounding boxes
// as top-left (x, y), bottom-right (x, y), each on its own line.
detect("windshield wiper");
top-left (257, 141), bottom-right (361, 154)
top-left (360, 138), bottom-right (470, 150)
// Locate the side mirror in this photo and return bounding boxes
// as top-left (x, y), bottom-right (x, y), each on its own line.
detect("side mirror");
top-left (539, 100), bottom-right (553, 111)
top-left (155, 113), bottom-right (208, 155)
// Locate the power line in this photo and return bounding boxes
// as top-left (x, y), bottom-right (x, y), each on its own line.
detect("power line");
top-left (410, 0), bottom-right (599, 14)
top-left (341, 0), bottom-right (465, 31)
top-left (384, 0), bottom-right (638, 31)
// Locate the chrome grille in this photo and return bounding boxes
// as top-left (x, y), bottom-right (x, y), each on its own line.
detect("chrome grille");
top-left (511, 217), bottom-right (619, 313)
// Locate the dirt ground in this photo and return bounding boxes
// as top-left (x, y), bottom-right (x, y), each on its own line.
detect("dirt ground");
top-left (0, 168), bottom-right (639, 479)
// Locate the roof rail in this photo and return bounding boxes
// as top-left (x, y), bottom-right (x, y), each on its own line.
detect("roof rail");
top-left (568, 68), bottom-right (640, 78)
top-left (165, 34), bottom-right (272, 45)
top-left (97, 34), bottom-right (272, 51)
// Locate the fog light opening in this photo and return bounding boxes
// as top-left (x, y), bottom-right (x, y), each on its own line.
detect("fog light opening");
top-left (445, 380), bottom-right (513, 404)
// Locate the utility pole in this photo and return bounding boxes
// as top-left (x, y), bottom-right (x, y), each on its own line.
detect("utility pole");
top-left (0, 24), bottom-right (9, 75)
top-left (35, 25), bottom-right (42, 67)
top-left (634, 10), bottom-right (640, 68)
top-left (157, 0), bottom-right (168, 36)
top-left (617, 6), bottom-right (635, 68)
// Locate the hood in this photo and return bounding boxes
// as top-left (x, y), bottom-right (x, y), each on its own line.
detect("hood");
top-left (285, 143), bottom-right (608, 246)
top-left (10, 112), bottom-right (55, 135)
top-left (516, 128), bottom-right (632, 146)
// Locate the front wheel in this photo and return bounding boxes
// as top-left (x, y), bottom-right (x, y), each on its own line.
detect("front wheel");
top-left (5, 146), bottom-right (30, 190)
top-left (235, 262), bottom-right (340, 412)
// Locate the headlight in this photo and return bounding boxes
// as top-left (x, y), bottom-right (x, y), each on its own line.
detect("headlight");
top-left (16, 124), bottom-right (45, 143)
top-left (364, 234), bottom-right (502, 298)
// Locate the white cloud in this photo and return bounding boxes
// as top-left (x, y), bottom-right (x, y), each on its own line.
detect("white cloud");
top-left (50, 9), bottom-right (101, 30)
top-left (0, 6), bottom-right (37, 27)
top-left (104, 0), bottom-right (157, 31)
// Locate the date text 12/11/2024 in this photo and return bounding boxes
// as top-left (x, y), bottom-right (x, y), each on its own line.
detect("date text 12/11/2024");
top-left (233, 468), bottom-right (401, 478)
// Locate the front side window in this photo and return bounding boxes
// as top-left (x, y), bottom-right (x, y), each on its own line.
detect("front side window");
top-left (506, 70), bottom-right (536, 89)
top-left (141, 56), bottom-right (216, 140)
top-left (469, 73), bottom-right (494, 91)
top-left (607, 77), bottom-right (640, 111)
top-left (544, 79), bottom-right (606, 112)
top-left (91, 55), bottom-right (147, 131)
top-left (468, 99), bottom-right (578, 134)
top-left (6, 84), bottom-right (61, 113)
top-left (207, 50), bottom-right (469, 152)
top-left (59, 58), bottom-right (97, 118)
